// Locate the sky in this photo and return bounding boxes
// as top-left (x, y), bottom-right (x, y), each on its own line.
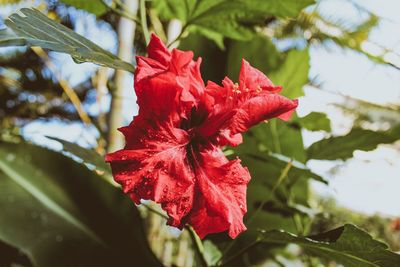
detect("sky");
top-left (2, 0), bottom-right (400, 217)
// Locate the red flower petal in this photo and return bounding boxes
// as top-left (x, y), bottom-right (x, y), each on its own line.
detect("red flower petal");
top-left (188, 146), bottom-right (251, 238)
top-left (106, 121), bottom-right (195, 227)
top-left (135, 34), bottom-right (205, 122)
top-left (239, 59), bottom-right (280, 92)
top-left (147, 33), bottom-right (171, 67)
top-left (230, 94), bottom-right (298, 133)
top-left (199, 60), bottom-right (298, 146)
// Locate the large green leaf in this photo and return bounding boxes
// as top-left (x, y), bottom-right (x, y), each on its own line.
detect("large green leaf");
top-left (307, 126), bottom-right (400, 160)
top-left (153, 0), bottom-right (315, 41)
top-left (296, 112), bottom-right (331, 132)
top-left (4, 8), bottom-right (134, 72)
top-left (250, 121), bottom-right (307, 162)
top-left (257, 224), bottom-right (400, 267)
top-left (0, 140), bottom-right (162, 267)
top-left (59, 0), bottom-right (108, 16)
top-left (237, 152), bottom-right (327, 185)
top-left (269, 48), bottom-right (310, 98)
top-left (227, 35), bottom-right (283, 77)
top-left (45, 136), bottom-right (113, 181)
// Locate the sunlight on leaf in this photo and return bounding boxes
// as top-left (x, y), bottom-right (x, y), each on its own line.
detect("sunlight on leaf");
top-left (4, 8), bottom-right (134, 72)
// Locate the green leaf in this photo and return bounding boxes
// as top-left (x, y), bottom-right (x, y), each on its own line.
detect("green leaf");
top-left (251, 121), bottom-right (307, 162)
top-left (45, 136), bottom-right (112, 180)
top-left (179, 32), bottom-right (227, 82)
top-left (203, 240), bottom-right (222, 266)
top-left (0, 140), bottom-right (162, 267)
top-left (190, 26), bottom-right (225, 50)
top-left (152, 0), bottom-right (194, 22)
top-left (0, 28), bottom-right (27, 47)
top-left (4, 8), bottom-right (134, 72)
top-left (307, 126), bottom-right (400, 160)
top-left (239, 152), bottom-right (327, 184)
top-left (297, 112), bottom-right (331, 132)
top-left (59, 0), bottom-right (108, 16)
top-left (153, 0), bottom-right (316, 42)
top-left (233, 152), bottom-right (322, 231)
top-left (227, 35), bottom-right (283, 78)
top-left (259, 224), bottom-right (400, 267)
top-left (269, 48), bottom-right (310, 98)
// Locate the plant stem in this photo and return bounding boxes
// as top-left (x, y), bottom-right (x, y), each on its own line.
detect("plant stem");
top-left (140, 0), bottom-right (150, 44)
top-left (186, 226), bottom-right (209, 267)
top-left (101, 0), bottom-right (141, 24)
top-left (270, 120), bottom-right (282, 154)
top-left (167, 24), bottom-right (187, 48)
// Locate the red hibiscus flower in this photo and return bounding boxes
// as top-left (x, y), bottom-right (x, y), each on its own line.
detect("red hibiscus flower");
top-left (105, 34), bottom-right (298, 239)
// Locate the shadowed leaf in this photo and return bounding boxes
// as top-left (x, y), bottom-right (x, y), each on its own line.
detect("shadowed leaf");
top-left (0, 140), bottom-right (162, 267)
top-left (258, 224), bottom-right (400, 267)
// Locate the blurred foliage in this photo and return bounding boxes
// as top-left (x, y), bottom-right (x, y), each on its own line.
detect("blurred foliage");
top-left (59, 0), bottom-right (108, 16)
top-left (0, 139), bottom-right (162, 267)
top-left (0, 0), bottom-right (23, 4)
top-left (296, 112), bottom-right (331, 132)
top-left (274, 10), bottom-right (399, 69)
top-left (339, 97), bottom-right (400, 129)
top-left (312, 198), bottom-right (400, 252)
top-left (152, 0), bottom-right (315, 44)
top-left (0, 0), bottom-right (400, 266)
top-left (307, 126), bottom-right (400, 160)
top-left (0, 10), bottom-right (90, 127)
top-left (0, 49), bottom-right (88, 124)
